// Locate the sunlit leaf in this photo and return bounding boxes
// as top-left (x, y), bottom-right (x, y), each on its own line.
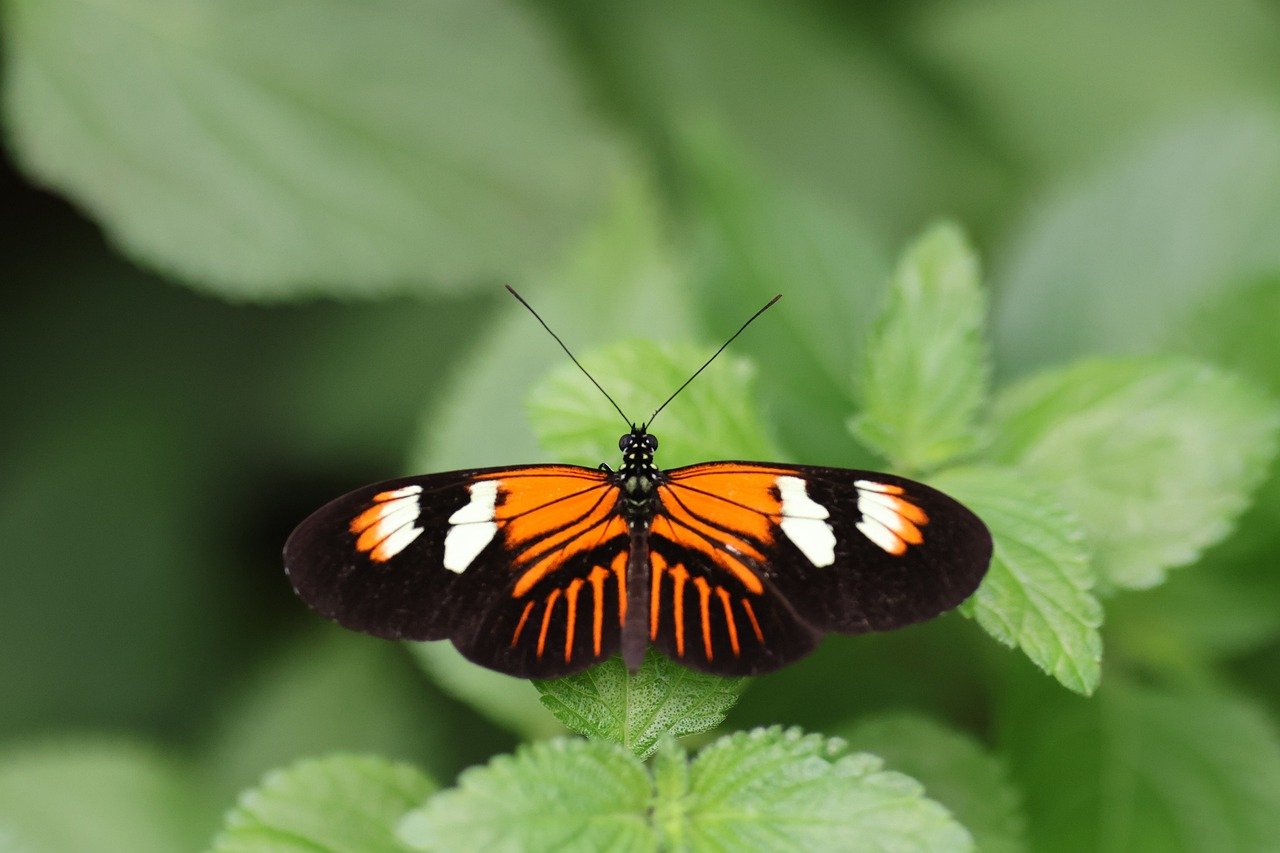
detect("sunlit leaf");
top-left (661, 727), bottom-right (973, 851)
top-left (851, 223), bottom-right (990, 473)
top-left (932, 466), bottom-right (1101, 695)
top-left (534, 650), bottom-right (747, 760)
top-left (398, 739), bottom-right (654, 851)
top-left (991, 357), bottom-right (1279, 589)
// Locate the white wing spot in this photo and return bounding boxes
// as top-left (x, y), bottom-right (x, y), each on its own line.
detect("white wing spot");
top-left (443, 479), bottom-right (500, 574)
top-left (776, 476), bottom-right (836, 567)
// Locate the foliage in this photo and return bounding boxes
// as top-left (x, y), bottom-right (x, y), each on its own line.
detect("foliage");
top-left (4, 1), bottom-right (1280, 850)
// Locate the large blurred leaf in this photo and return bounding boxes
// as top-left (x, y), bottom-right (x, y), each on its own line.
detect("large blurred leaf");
top-left (842, 714), bottom-right (1027, 853)
top-left (915, 0), bottom-right (1280, 174)
top-left (1000, 675), bottom-right (1280, 852)
top-left (202, 628), bottom-right (465, 805)
top-left (678, 132), bottom-right (891, 464)
top-left (410, 174), bottom-right (693, 473)
top-left (991, 357), bottom-right (1279, 590)
top-left (555, 0), bottom-right (1006, 240)
top-left (214, 754), bottom-right (434, 853)
top-left (406, 642), bottom-right (561, 741)
top-left (1, 0), bottom-right (625, 298)
top-left (0, 739), bottom-right (212, 853)
top-left (992, 110), bottom-right (1280, 373)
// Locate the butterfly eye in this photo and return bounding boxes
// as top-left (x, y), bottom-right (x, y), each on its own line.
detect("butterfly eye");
top-left (618, 434), bottom-right (633, 452)
top-left (646, 434), bottom-right (659, 451)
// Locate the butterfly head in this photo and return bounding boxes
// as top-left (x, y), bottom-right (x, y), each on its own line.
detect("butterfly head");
top-left (617, 426), bottom-right (661, 512)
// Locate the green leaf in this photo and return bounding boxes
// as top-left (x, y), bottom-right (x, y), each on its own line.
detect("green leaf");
top-left (842, 714), bottom-right (1027, 853)
top-left (850, 223), bottom-right (990, 473)
top-left (1001, 676), bottom-right (1280, 852)
top-left (990, 109), bottom-right (1280, 371)
top-left (398, 739), bottom-right (655, 852)
top-left (407, 642), bottom-right (563, 741)
top-left (527, 340), bottom-right (783, 469)
top-left (678, 131), bottom-right (891, 463)
top-left (213, 754), bottom-right (435, 853)
top-left (0, 739), bottom-right (211, 853)
top-left (2, 0), bottom-right (624, 298)
top-left (991, 356), bottom-right (1280, 589)
top-left (533, 650), bottom-right (748, 760)
top-left (931, 466), bottom-right (1101, 695)
top-left (663, 726), bottom-right (973, 851)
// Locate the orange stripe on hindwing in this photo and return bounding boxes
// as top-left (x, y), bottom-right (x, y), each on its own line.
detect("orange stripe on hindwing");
top-left (563, 578), bottom-right (584, 662)
top-left (511, 600), bottom-right (535, 647)
top-left (588, 566), bottom-right (607, 656)
top-left (611, 551), bottom-right (627, 625)
top-left (716, 586), bottom-right (740, 656)
top-left (670, 564), bottom-right (689, 656)
top-left (741, 598), bottom-right (764, 643)
top-left (650, 551), bottom-right (668, 640)
top-left (693, 576), bottom-right (713, 660)
top-left (536, 588), bottom-right (561, 659)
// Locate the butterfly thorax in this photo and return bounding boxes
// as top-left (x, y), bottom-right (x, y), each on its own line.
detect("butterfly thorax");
top-left (615, 426), bottom-right (662, 529)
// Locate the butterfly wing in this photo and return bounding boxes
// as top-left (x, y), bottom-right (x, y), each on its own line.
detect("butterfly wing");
top-left (647, 462), bottom-right (991, 675)
top-left (284, 464), bottom-right (631, 677)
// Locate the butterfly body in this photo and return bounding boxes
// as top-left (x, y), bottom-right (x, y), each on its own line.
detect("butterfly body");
top-left (285, 425), bottom-right (992, 678)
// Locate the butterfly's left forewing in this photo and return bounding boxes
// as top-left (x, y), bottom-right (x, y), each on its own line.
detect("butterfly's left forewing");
top-left (284, 465), bottom-right (630, 677)
top-left (648, 462), bottom-right (991, 675)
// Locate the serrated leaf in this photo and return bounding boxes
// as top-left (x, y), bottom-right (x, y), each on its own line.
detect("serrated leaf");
top-left (527, 340), bottom-right (783, 469)
top-left (2, 0), bottom-right (623, 298)
top-left (533, 650), bottom-right (748, 760)
top-left (407, 642), bottom-right (563, 740)
top-left (0, 739), bottom-right (210, 853)
top-left (398, 739), bottom-right (654, 852)
top-left (842, 714), bottom-right (1027, 853)
top-left (850, 223), bottom-right (990, 473)
top-left (1001, 676), bottom-right (1280, 852)
top-left (991, 356), bottom-right (1280, 589)
top-left (214, 754), bottom-right (433, 853)
top-left (931, 466), bottom-right (1101, 695)
top-left (664, 726), bottom-right (973, 851)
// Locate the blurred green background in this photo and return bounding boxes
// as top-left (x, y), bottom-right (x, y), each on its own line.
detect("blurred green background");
top-left (3, 0), bottom-right (1280, 849)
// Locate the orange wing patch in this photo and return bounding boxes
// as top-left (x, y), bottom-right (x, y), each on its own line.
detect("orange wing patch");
top-left (475, 469), bottom-right (627, 598)
top-left (657, 465), bottom-right (794, 594)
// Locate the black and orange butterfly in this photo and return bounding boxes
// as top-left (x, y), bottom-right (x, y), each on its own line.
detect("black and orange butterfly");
top-left (284, 290), bottom-right (992, 678)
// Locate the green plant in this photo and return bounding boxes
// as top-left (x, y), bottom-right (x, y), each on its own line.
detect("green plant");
top-left (206, 224), bottom-right (1276, 850)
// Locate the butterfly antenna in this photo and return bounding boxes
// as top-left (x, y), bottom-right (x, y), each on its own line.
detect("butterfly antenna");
top-left (647, 294), bottom-right (782, 427)
top-left (506, 285), bottom-right (632, 428)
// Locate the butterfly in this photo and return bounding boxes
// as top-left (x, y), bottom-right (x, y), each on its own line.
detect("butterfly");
top-left (284, 290), bottom-right (992, 678)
